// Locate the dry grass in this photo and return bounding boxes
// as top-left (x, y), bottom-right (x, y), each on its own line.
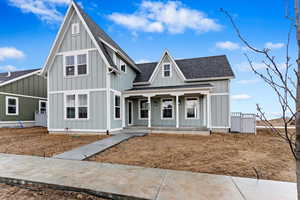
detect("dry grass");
top-left (0, 183), bottom-right (108, 200)
top-left (0, 127), bottom-right (107, 157)
top-left (88, 129), bottom-right (296, 182)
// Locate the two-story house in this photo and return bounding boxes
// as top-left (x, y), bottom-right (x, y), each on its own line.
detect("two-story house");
top-left (41, 1), bottom-right (234, 135)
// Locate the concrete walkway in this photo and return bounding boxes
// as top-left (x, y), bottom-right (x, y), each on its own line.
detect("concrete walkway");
top-left (0, 153), bottom-right (296, 200)
top-left (53, 132), bottom-right (147, 160)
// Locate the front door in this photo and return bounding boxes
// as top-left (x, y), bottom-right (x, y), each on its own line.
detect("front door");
top-left (128, 101), bottom-right (133, 125)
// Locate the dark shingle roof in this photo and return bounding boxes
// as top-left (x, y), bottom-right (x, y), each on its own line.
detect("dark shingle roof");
top-left (127, 83), bottom-right (212, 91)
top-left (74, 2), bottom-right (136, 71)
top-left (134, 55), bottom-right (234, 83)
top-left (0, 69), bottom-right (40, 85)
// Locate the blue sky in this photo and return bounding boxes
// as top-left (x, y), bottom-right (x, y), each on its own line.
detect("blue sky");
top-left (0, 0), bottom-right (296, 118)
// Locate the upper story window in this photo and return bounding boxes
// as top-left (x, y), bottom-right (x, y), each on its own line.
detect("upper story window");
top-left (64, 52), bottom-right (88, 77)
top-left (120, 60), bottom-right (126, 73)
top-left (71, 23), bottom-right (80, 35)
top-left (6, 96), bottom-right (18, 116)
top-left (162, 63), bottom-right (171, 77)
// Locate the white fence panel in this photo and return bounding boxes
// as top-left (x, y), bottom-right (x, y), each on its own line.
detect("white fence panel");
top-left (35, 112), bottom-right (47, 127)
top-left (231, 112), bottom-right (256, 134)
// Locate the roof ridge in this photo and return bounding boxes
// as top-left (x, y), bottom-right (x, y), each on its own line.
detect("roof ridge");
top-left (174, 55), bottom-right (226, 61)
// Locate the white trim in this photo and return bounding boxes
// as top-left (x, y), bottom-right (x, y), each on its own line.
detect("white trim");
top-left (56, 48), bottom-right (97, 56)
top-left (5, 96), bottom-right (19, 116)
top-left (124, 88), bottom-right (211, 96)
top-left (49, 128), bottom-right (107, 132)
top-left (110, 89), bottom-right (121, 95)
top-left (0, 92), bottom-right (47, 100)
top-left (64, 92), bottom-right (89, 120)
top-left (148, 96), bottom-right (151, 127)
top-left (138, 99), bottom-right (148, 120)
top-left (211, 126), bottom-right (230, 129)
top-left (128, 100), bottom-right (133, 126)
top-left (210, 93), bottom-right (229, 96)
top-left (149, 50), bottom-right (186, 83)
top-left (207, 93), bottom-right (211, 129)
top-left (106, 70), bottom-right (111, 131)
top-left (185, 76), bottom-right (235, 82)
top-left (176, 95), bottom-right (179, 128)
top-left (47, 72), bottom-right (50, 129)
top-left (49, 88), bottom-right (106, 94)
top-left (39, 100), bottom-right (47, 113)
top-left (122, 96), bottom-right (126, 127)
top-left (228, 80), bottom-right (231, 128)
top-left (114, 93), bottom-right (121, 120)
top-left (110, 127), bottom-right (123, 132)
top-left (184, 97), bottom-right (200, 120)
top-left (162, 62), bottom-right (172, 78)
top-left (161, 98), bottom-right (174, 120)
top-left (0, 70), bottom-right (41, 87)
top-left (203, 95), bottom-right (206, 125)
top-left (120, 59), bottom-right (126, 73)
top-left (0, 120), bottom-right (35, 124)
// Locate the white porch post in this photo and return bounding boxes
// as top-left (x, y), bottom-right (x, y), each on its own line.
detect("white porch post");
top-left (207, 93), bottom-right (211, 129)
top-left (122, 96), bottom-right (126, 128)
top-left (148, 96), bottom-right (151, 128)
top-left (176, 95), bottom-right (179, 128)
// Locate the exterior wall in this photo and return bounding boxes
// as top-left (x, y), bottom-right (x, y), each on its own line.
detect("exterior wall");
top-left (110, 60), bottom-right (136, 91)
top-left (48, 91), bottom-right (107, 130)
top-left (210, 95), bottom-right (229, 128)
top-left (110, 91), bottom-right (122, 129)
top-left (0, 74), bottom-right (47, 98)
top-left (151, 55), bottom-right (184, 87)
top-left (58, 12), bottom-right (95, 53)
top-left (0, 94), bottom-right (40, 121)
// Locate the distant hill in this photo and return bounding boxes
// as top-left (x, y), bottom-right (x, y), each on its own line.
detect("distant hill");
top-left (257, 117), bottom-right (295, 126)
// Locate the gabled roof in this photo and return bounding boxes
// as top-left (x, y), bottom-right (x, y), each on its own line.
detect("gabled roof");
top-left (134, 55), bottom-right (234, 83)
top-left (0, 69), bottom-right (40, 86)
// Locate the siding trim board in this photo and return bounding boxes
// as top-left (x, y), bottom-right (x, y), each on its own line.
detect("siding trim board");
top-left (0, 92), bottom-right (47, 100)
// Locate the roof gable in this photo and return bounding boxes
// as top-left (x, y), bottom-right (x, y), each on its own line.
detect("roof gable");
top-left (134, 55), bottom-right (235, 83)
top-left (0, 69), bottom-right (40, 87)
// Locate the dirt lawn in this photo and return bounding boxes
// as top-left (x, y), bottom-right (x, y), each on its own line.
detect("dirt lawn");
top-left (88, 129), bottom-right (296, 182)
top-left (0, 127), bottom-right (107, 157)
top-left (0, 183), bottom-right (108, 200)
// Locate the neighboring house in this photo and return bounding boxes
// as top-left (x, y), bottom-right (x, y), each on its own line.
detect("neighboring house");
top-left (41, 1), bottom-right (235, 134)
top-left (0, 69), bottom-right (47, 127)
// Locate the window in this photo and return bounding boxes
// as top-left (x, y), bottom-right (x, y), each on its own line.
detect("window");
top-left (6, 96), bottom-right (18, 115)
top-left (114, 95), bottom-right (121, 119)
top-left (120, 60), bottom-right (126, 72)
top-left (65, 56), bottom-right (75, 76)
top-left (161, 98), bottom-right (173, 119)
top-left (78, 94), bottom-right (88, 119)
top-left (163, 63), bottom-right (171, 77)
top-left (39, 100), bottom-right (47, 113)
top-left (185, 97), bottom-right (199, 119)
top-left (64, 52), bottom-right (88, 77)
top-left (77, 54), bottom-right (87, 75)
top-left (65, 93), bottom-right (88, 120)
top-left (139, 100), bottom-right (148, 119)
top-left (71, 23), bottom-right (80, 35)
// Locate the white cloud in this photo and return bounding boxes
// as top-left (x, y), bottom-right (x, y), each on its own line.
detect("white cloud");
top-left (0, 65), bottom-right (17, 72)
top-left (108, 1), bottom-right (221, 34)
top-left (232, 94), bottom-right (252, 100)
top-left (265, 42), bottom-right (284, 50)
top-left (236, 79), bottom-right (260, 84)
top-left (136, 59), bottom-right (151, 63)
top-left (8, 0), bottom-right (70, 24)
top-left (0, 47), bottom-right (25, 61)
top-left (215, 41), bottom-right (240, 50)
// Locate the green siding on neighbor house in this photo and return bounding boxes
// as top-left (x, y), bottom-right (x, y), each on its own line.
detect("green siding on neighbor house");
top-left (0, 94), bottom-right (40, 121)
top-left (0, 74), bottom-right (47, 98)
top-left (58, 12), bottom-right (95, 53)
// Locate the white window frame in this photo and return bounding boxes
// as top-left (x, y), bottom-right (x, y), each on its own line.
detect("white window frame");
top-left (185, 97), bottom-right (200, 120)
top-left (64, 92), bottom-right (89, 120)
top-left (138, 99), bottom-right (148, 120)
top-left (162, 63), bottom-right (172, 78)
top-left (39, 100), bottom-right (47, 113)
top-left (71, 23), bottom-right (80, 35)
top-left (161, 98), bottom-right (174, 120)
top-left (6, 96), bottom-right (19, 116)
top-left (120, 59), bottom-right (126, 73)
top-left (114, 94), bottom-right (121, 120)
top-left (63, 50), bottom-right (89, 78)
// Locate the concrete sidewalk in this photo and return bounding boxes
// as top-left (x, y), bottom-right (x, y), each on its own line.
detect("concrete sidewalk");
top-left (53, 132), bottom-right (147, 160)
top-left (0, 153), bottom-right (296, 200)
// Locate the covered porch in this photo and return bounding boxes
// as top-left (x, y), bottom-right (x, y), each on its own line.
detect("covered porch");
top-left (121, 84), bottom-right (212, 132)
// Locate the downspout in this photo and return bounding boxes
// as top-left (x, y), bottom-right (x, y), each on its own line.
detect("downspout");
top-left (106, 67), bottom-right (113, 133)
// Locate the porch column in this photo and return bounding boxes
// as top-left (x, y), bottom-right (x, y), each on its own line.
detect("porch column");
top-left (207, 93), bottom-right (211, 129)
top-left (176, 95), bottom-right (179, 128)
top-left (122, 96), bottom-right (126, 128)
top-left (148, 96), bottom-right (151, 128)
